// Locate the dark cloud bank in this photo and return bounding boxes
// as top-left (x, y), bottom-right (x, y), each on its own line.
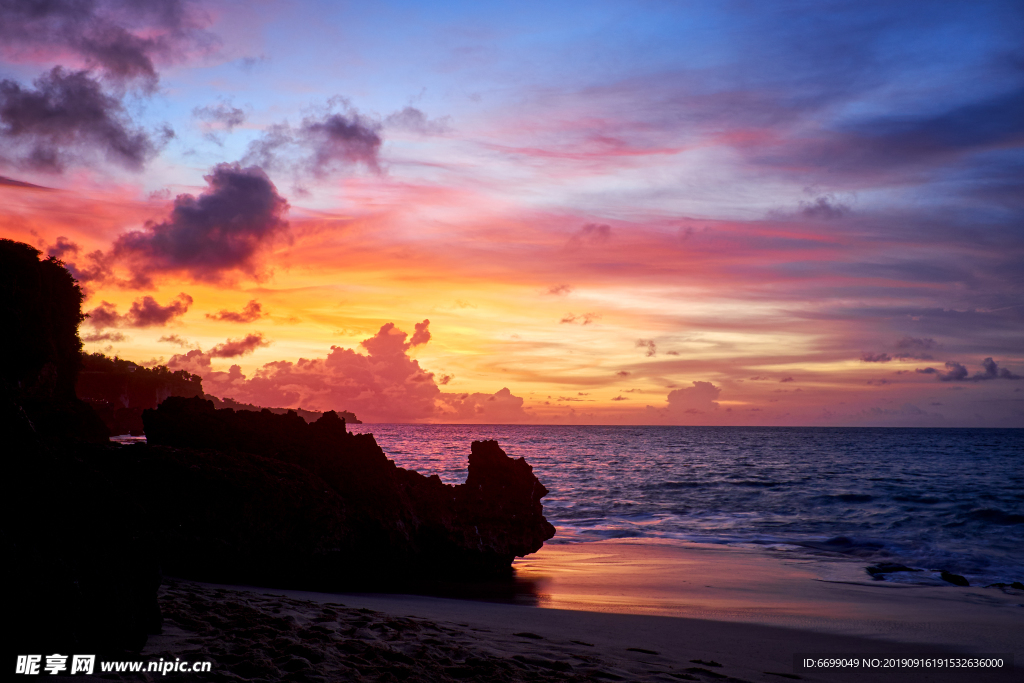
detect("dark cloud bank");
top-left (244, 107), bottom-right (383, 178)
top-left (0, 67), bottom-right (168, 172)
top-left (86, 292), bottom-right (193, 328)
top-left (113, 163), bottom-right (290, 284)
top-left (207, 300), bottom-right (264, 323)
top-left (0, 0), bottom-right (212, 172)
top-left (0, 0), bottom-right (208, 88)
top-left (917, 357), bottom-right (1021, 382)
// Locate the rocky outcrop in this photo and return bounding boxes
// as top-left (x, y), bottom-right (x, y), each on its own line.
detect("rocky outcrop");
top-left (76, 354), bottom-right (361, 435)
top-left (76, 353), bottom-right (204, 436)
top-left (5, 440), bottom-right (162, 656)
top-left (140, 396), bottom-right (555, 584)
top-left (2, 239), bottom-right (159, 656)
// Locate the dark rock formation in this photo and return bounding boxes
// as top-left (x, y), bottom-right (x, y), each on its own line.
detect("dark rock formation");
top-left (5, 441), bottom-right (162, 656)
top-left (140, 396), bottom-right (555, 584)
top-left (2, 239), bottom-right (159, 656)
top-left (75, 354), bottom-right (361, 435)
top-left (77, 353), bottom-right (203, 435)
top-left (940, 570), bottom-right (970, 587)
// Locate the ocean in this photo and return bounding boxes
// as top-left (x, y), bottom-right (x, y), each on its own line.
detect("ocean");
top-left (366, 425), bottom-right (1024, 586)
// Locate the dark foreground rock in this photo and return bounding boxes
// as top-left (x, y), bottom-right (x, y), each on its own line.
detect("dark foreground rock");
top-left (139, 395), bottom-right (555, 585)
top-left (940, 570), bottom-right (970, 587)
top-left (2, 239), bottom-right (160, 656)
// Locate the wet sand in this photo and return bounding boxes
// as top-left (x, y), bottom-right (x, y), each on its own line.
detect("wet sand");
top-left (512, 540), bottom-right (1024, 651)
top-left (136, 541), bottom-right (1021, 682)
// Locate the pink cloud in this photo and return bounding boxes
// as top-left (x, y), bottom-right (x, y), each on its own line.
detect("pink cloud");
top-left (188, 320), bottom-right (528, 423)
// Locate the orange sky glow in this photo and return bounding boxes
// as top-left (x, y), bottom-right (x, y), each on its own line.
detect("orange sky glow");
top-left (2, 1), bottom-right (1021, 426)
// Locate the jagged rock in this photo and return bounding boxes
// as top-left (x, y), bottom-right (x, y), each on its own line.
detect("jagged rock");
top-left (940, 570), bottom-right (970, 587)
top-left (140, 396), bottom-right (555, 583)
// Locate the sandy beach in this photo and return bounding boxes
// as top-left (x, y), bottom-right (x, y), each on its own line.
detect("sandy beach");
top-left (127, 541), bottom-right (1021, 682)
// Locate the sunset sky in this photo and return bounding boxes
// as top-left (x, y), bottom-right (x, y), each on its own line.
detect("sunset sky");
top-left (2, 0), bottom-right (1022, 426)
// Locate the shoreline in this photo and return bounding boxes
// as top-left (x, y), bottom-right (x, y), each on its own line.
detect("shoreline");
top-left (140, 540), bottom-right (1021, 682)
top-left (510, 540), bottom-right (1024, 650)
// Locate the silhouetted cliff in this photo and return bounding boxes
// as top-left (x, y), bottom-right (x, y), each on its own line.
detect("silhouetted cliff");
top-left (2, 239), bottom-right (159, 657)
top-left (75, 355), bottom-right (361, 434)
top-left (77, 353), bottom-right (204, 435)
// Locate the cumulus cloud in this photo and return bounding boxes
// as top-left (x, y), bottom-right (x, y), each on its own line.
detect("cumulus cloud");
top-left (436, 387), bottom-right (528, 423)
top-left (209, 333), bottom-right (270, 358)
top-left (112, 163), bottom-right (289, 284)
top-left (0, 0), bottom-right (209, 88)
top-left (799, 195), bottom-right (850, 219)
top-left (174, 319), bottom-right (525, 423)
top-left (193, 102), bottom-right (245, 130)
top-left (407, 319), bottom-right (431, 347)
top-left (917, 358), bottom-right (1021, 381)
top-left (0, 67), bottom-right (168, 172)
top-left (384, 106), bottom-right (451, 135)
top-left (166, 332), bottom-right (270, 372)
top-left (158, 333), bottom-right (193, 347)
top-left (863, 337), bottom-right (939, 363)
top-left (167, 348), bottom-right (212, 370)
top-left (893, 336), bottom-right (937, 360)
top-left (86, 293), bottom-right (192, 328)
top-left (302, 111), bottom-right (382, 174)
top-left (46, 236), bottom-right (80, 260)
top-left (61, 248), bottom-right (112, 284)
top-left (193, 101), bottom-right (245, 144)
top-left (243, 104), bottom-right (383, 177)
top-left (636, 339), bottom-right (656, 356)
top-left (665, 381), bottom-right (721, 414)
top-left (206, 300), bottom-right (264, 323)
top-left (190, 320), bottom-right (440, 421)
